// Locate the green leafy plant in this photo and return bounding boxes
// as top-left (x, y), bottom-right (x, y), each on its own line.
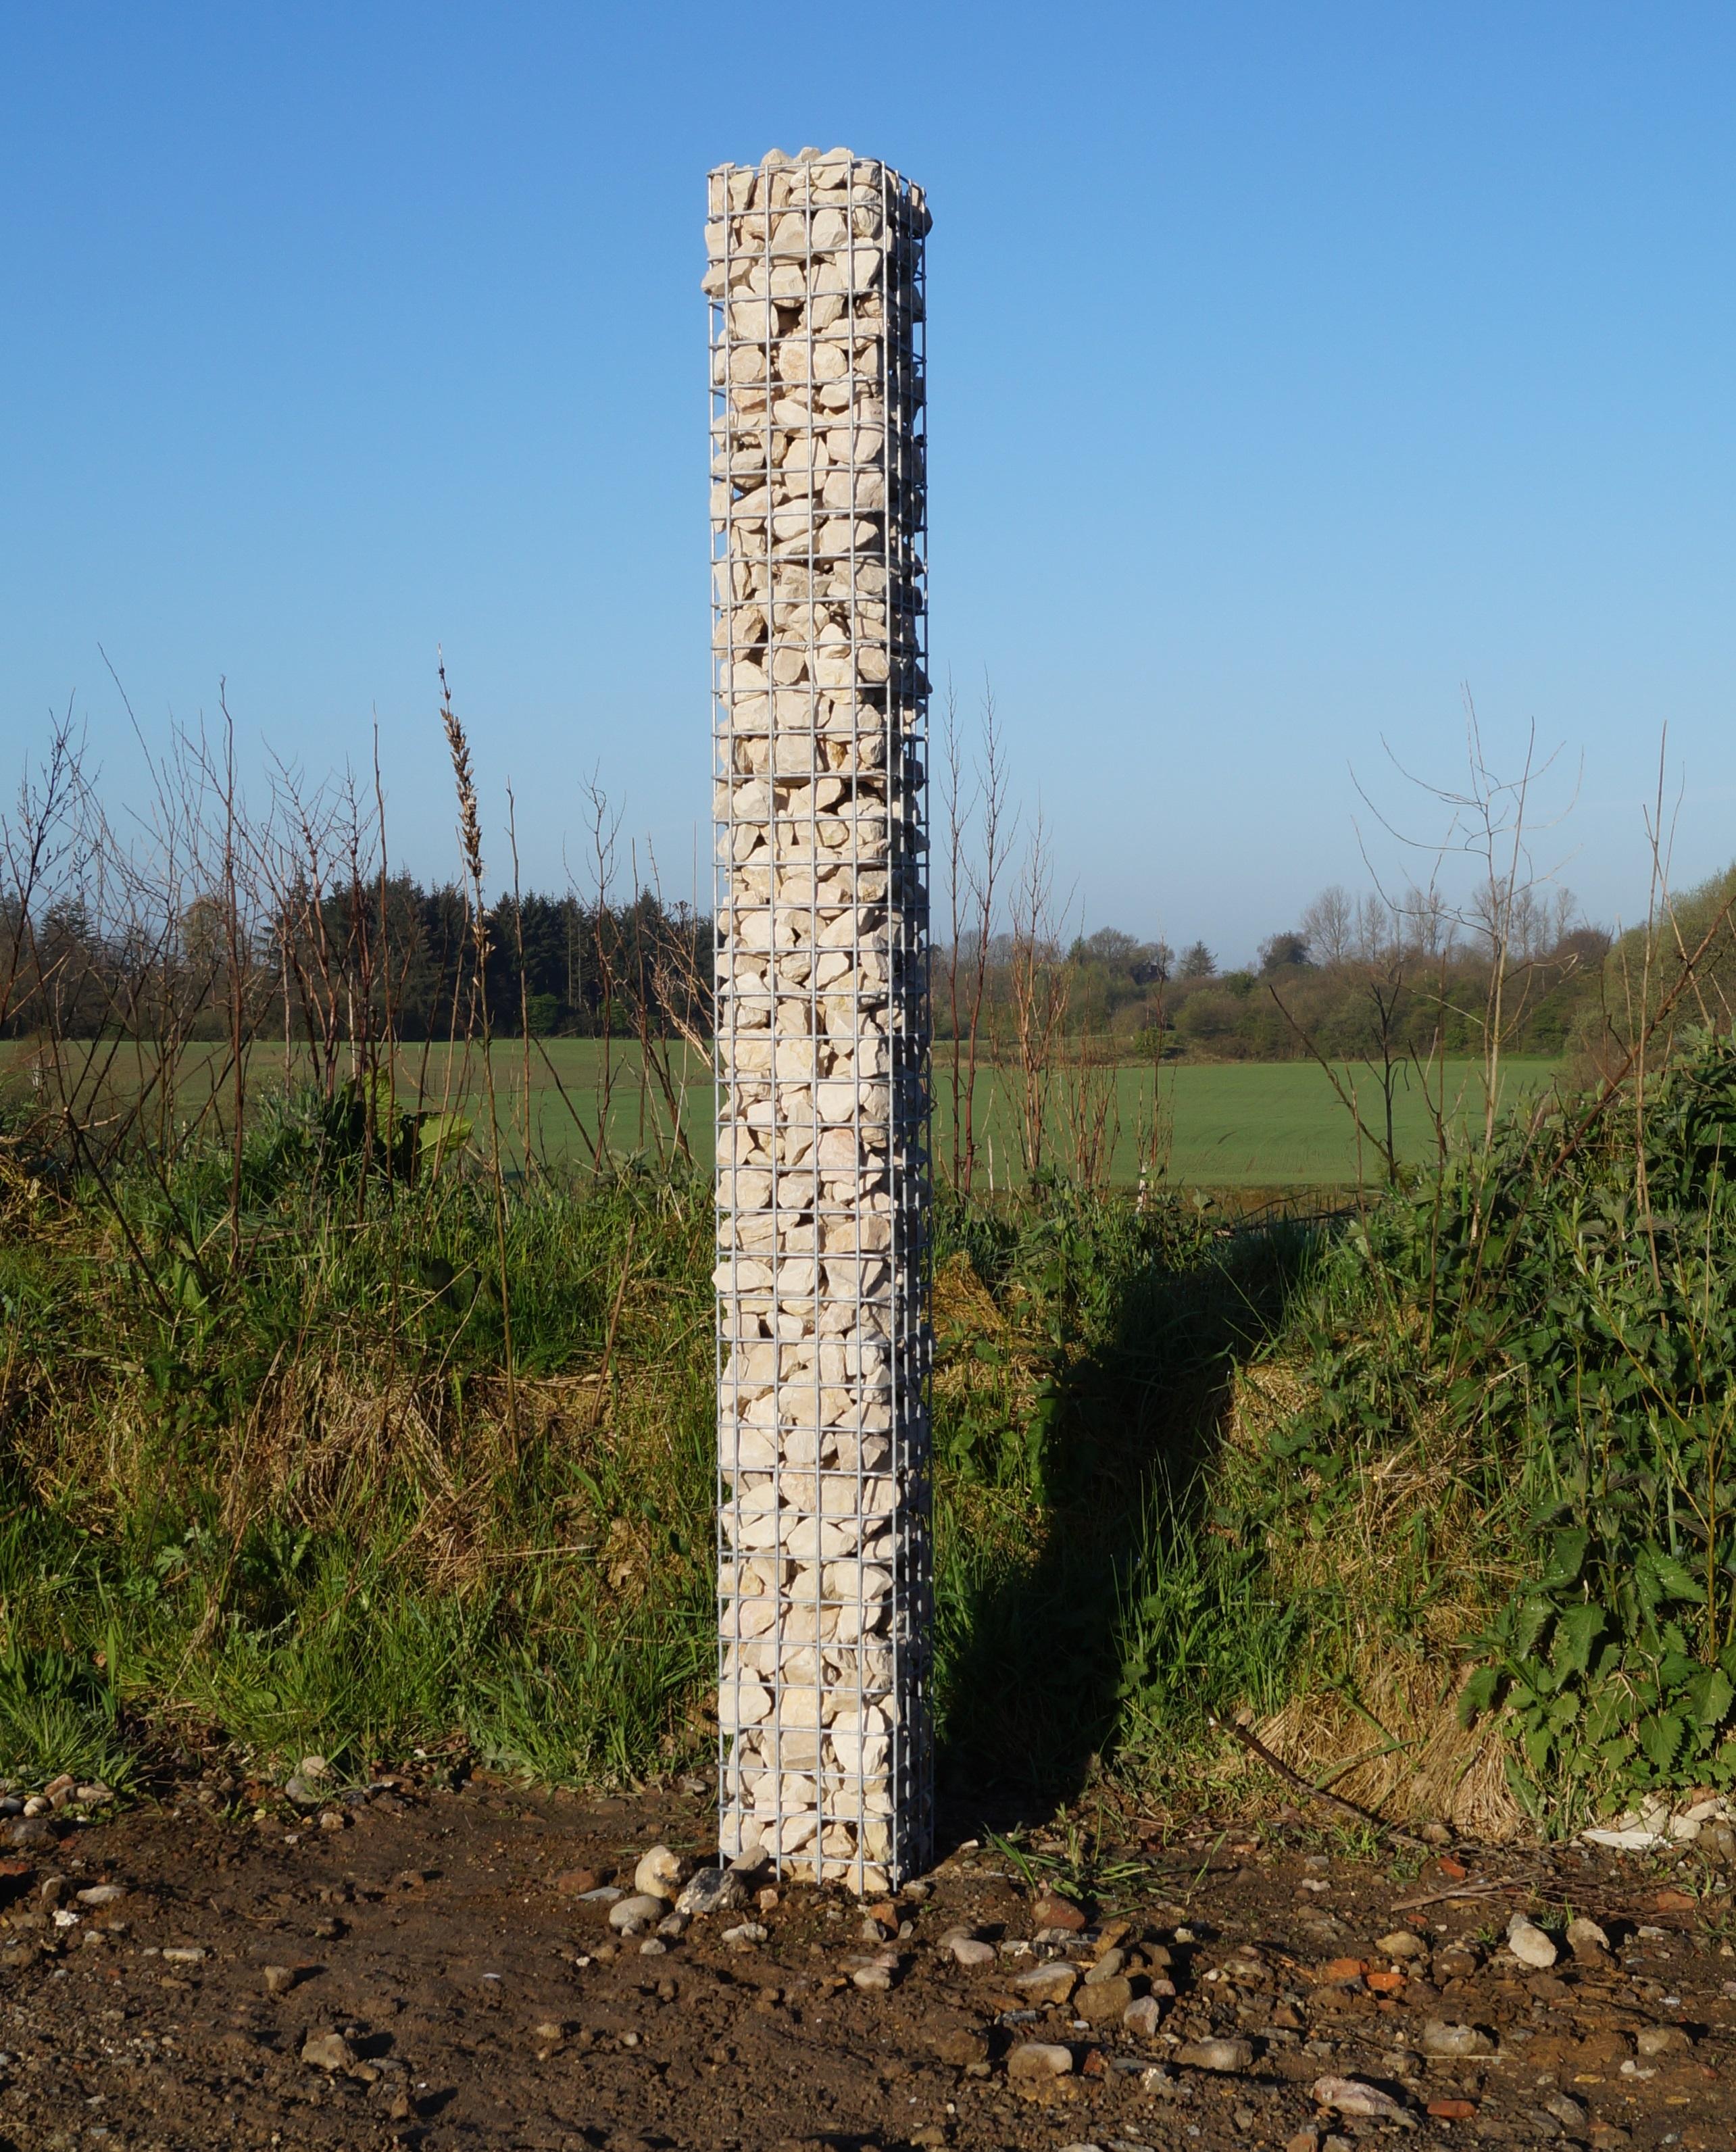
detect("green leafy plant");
top-left (1282, 1030), bottom-right (1736, 1820)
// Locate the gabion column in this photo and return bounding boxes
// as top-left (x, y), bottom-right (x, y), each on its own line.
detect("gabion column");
top-left (707, 145), bottom-right (932, 1894)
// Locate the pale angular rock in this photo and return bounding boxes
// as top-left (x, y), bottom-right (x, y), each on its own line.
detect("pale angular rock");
top-left (1506, 1913), bottom-right (1558, 1969)
top-left (1418, 2019), bottom-right (1495, 2057)
top-left (301, 2031), bottom-right (357, 2072)
top-left (1123, 1994), bottom-right (1164, 2037)
top-left (633, 1845), bottom-right (684, 1902)
top-left (1006, 2041), bottom-right (1074, 2080)
top-left (1013, 1959), bottom-right (1080, 2006)
top-left (1311, 2076), bottom-right (1406, 2120)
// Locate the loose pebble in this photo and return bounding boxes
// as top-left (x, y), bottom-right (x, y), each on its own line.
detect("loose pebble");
top-left (1006, 2039), bottom-right (1074, 2080)
top-left (945, 1934), bottom-right (995, 1968)
top-left (674, 1867), bottom-right (749, 1918)
top-left (1074, 1974), bottom-right (1133, 2023)
top-left (1013, 1960), bottom-right (1079, 2005)
top-left (607, 1893), bottom-right (666, 1934)
top-left (1506, 1913), bottom-right (1558, 1969)
top-left (300, 2030), bottom-right (356, 2072)
top-left (1312, 2075), bottom-right (1406, 2120)
top-left (633, 1844), bottom-right (683, 1902)
top-left (1176, 2037), bottom-right (1253, 2073)
top-left (1419, 2018), bottom-right (1495, 2057)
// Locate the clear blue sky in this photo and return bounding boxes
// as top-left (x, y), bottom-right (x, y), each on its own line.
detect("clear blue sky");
top-left (5, 2), bottom-right (1733, 964)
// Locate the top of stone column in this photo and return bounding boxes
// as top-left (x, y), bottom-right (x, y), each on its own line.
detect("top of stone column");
top-left (705, 146), bottom-right (930, 230)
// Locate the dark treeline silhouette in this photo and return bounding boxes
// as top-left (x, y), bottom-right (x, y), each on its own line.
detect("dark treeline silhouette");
top-left (1, 877), bottom-right (712, 1044)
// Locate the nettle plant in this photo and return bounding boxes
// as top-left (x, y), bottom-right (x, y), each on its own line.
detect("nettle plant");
top-left (1285, 1032), bottom-right (1736, 1819)
top-left (1464, 1530), bottom-right (1736, 1803)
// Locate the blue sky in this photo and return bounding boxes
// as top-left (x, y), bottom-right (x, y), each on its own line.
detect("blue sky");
top-left (5, 2), bottom-right (1733, 963)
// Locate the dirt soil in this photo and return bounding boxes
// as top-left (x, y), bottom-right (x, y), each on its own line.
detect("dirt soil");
top-left (1, 1769), bottom-right (1731, 2152)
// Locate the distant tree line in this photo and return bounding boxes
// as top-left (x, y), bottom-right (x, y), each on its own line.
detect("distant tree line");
top-left (1, 878), bottom-right (712, 1045)
top-left (0, 870), bottom-right (1641, 1065)
top-left (931, 890), bottom-right (1615, 1064)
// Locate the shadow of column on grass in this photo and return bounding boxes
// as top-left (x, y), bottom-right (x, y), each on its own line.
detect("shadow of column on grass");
top-left (931, 1195), bottom-right (1322, 1844)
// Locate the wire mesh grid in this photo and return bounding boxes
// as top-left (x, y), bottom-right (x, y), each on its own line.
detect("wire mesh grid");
top-left (707, 149), bottom-right (931, 1894)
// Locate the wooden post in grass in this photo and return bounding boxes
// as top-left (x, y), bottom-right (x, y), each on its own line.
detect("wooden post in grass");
top-left (707, 147), bottom-right (933, 1893)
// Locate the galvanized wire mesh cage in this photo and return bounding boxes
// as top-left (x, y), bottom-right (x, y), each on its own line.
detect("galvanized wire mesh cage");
top-left (708, 147), bottom-right (932, 1893)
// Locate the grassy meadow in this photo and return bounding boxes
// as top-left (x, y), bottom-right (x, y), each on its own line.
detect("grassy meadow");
top-left (6, 1020), bottom-right (1736, 1847)
top-left (7, 1036), bottom-right (1565, 1190)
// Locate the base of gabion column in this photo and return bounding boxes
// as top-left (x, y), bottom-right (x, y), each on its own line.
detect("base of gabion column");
top-left (708, 145), bottom-right (932, 1894)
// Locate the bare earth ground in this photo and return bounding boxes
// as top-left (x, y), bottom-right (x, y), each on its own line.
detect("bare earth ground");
top-left (1, 1768), bottom-right (1731, 2152)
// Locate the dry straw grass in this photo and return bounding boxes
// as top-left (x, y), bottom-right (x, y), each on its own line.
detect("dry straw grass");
top-left (12, 1305), bottom-right (699, 1606)
top-left (1248, 1661), bottom-right (1525, 1843)
top-left (1216, 1354), bottom-right (1527, 1840)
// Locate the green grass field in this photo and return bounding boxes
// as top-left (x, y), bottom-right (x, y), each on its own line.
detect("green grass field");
top-left (7, 1038), bottom-right (1564, 1188)
top-left (429, 1041), bottom-right (1564, 1187)
top-left (1139, 1055), bottom-right (1562, 1187)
